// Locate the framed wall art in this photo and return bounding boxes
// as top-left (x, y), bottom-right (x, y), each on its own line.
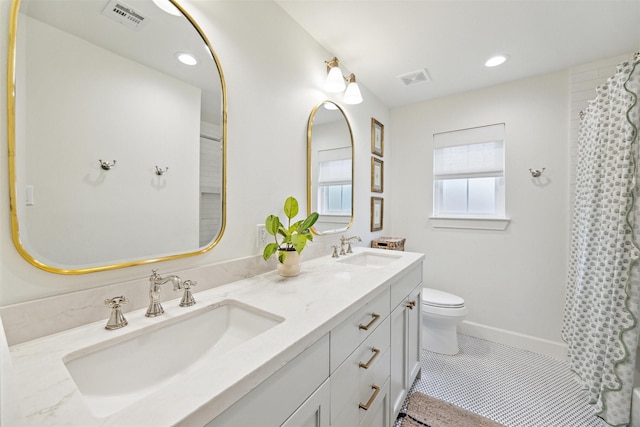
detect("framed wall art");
top-left (371, 118), bottom-right (384, 156)
top-left (371, 157), bottom-right (383, 193)
top-left (371, 197), bottom-right (383, 231)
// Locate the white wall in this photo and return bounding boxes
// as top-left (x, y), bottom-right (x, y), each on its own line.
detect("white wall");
top-left (390, 72), bottom-right (571, 354)
top-left (0, 0), bottom-right (390, 305)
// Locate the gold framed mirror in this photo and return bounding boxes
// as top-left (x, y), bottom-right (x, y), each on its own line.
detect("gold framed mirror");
top-left (7, 0), bottom-right (226, 274)
top-left (307, 101), bottom-right (354, 235)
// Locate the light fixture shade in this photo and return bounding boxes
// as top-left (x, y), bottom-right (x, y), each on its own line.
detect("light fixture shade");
top-left (176, 52), bottom-right (198, 65)
top-left (324, 57), bottom-right (346, 93)
top-left (343, 74), bottom-right (363, 105)
top-left (485, 54), bottom-right (509, 67)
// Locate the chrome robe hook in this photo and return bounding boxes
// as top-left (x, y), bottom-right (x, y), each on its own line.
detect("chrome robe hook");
top-left (529, 168), bottom-right (545, 178)
top-left (99, 159), bottom-right (116, 170)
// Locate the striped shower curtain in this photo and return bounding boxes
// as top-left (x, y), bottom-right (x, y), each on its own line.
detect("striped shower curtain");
top-left (562, 53), bottom-right (640, 427)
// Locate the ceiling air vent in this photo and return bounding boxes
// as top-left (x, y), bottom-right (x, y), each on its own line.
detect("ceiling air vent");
top-left (102, 0), bottom-right (148, 31)
top-left (397, 68), bottom-right (431, 86)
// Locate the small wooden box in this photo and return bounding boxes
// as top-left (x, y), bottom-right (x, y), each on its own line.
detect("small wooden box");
top-left (371, 237), bottom-right (405, 251)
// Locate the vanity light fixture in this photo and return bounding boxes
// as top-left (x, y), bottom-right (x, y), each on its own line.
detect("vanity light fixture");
top-left (343, 74), bottom-right (363, 105)
top-left (175, 52), bottom-right (198, 66)
top-left (324, 57), bottom-right (346, 93)
top-left (485, 54), bottom-right (509, 67)
top-left (324, 57), bottom-right (363, 105)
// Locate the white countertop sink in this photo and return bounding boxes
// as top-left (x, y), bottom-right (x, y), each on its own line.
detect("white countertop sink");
top-left (5, 248), bottom-right (424, 426)
top-left (63, 300), bottom-right (283, 417)
top-left (337, 251), bottom-right (402, 267)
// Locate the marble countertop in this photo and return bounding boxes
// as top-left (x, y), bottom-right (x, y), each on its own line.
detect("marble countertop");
top-left (4, 248), bottom-right (424, 426)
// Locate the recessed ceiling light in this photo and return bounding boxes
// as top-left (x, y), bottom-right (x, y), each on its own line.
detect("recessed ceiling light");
top-left (152, 0), bottom-right (181, 16)
top-left (485, 54), bottom-right (509, 67)
top-left (175, 52), bottom-right (198, 66)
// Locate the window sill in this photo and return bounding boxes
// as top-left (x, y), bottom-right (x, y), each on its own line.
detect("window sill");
top-left (429, 216), bottom-right (511, 230)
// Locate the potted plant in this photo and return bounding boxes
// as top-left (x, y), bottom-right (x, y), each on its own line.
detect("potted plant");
top-left (263, 196), bottom-right (319, 276)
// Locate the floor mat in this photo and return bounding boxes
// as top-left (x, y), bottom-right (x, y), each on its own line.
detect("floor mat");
top-left (399, 392), bottom-right (506, 427)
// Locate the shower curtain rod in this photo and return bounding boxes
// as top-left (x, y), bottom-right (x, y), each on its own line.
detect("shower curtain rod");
top-left (578, 51), bottom-right (640, 118)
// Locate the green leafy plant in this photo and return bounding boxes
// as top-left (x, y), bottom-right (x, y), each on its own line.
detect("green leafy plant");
top-left (263, 196), bottom-right (319, 263)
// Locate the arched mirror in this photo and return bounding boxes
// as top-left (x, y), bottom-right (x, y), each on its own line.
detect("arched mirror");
top-left (7, 0), bottom-right (226, 274)
top-left (307, 101), bottom-right (354, 235)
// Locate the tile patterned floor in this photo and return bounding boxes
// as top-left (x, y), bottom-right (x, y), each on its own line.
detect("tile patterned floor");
top-left (396, 334), bottom-right (608, 427)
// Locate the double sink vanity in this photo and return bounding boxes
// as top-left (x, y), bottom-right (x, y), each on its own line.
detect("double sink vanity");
top-left (3, 248), bottom-right (424, 426)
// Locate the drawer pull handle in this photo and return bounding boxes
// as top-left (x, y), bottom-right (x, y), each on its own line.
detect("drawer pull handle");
top-left (358, 347), bottom-right (380, 369)
top-left (359, 384), bottom-right (381, 410)
top-left (359, 313), bottom-right (380, 331)
top-left (407, 300), bottom-right (416, 310)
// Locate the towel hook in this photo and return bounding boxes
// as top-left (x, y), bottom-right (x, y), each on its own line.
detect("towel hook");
top-left (155, 166), bottom-right (169, 176)
top-left (99, 159), bottom-right (116, 171)
top-left (529, 168), bottom-right (545, 178)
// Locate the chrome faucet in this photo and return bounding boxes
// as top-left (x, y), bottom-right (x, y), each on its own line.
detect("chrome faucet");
top-left (340, 235), bottom-right (362, 255)
top-left (146, 269), bottom-right (183, 317)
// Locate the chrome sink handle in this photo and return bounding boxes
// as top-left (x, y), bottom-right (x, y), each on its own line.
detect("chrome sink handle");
top-left (179, 280), bottom-right (197, 307)
top-left (331, 245), bottom-right (340, 258)
top-left (104, 296), bottom-right (128, 330)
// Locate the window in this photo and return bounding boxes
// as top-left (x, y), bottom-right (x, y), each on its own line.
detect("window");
top-left (317, 155), bottom-right (352, 215)
top-left (433, 124), bottom-right (505, 219)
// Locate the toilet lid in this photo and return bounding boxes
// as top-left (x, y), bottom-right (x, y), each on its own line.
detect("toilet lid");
top-left (422, 288), bottom-right (465, 308)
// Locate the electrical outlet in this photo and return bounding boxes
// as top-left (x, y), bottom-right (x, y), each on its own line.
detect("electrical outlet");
top-left (256, 224), bottom-right (267, 249)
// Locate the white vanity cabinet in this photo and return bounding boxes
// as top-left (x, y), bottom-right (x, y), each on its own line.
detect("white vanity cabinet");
top-left (201, 258), bottom-right (423, 427)
top-left (389, 265), bottom-right (423, 423)
top-left (4, 250), bottom-right (426, 427)
top-left (205, 334), bottom-right (330, 427)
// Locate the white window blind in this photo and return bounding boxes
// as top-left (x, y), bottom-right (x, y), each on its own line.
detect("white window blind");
top-left (318, 148), bottom-right (351, 183)
top-left (434, 124), bottom-right (504, 179)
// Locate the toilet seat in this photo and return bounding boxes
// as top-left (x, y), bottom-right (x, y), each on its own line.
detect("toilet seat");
top-left (422, 288), bottom-right (465, 308)
top-left (422, 288), bottom-right (467, 317)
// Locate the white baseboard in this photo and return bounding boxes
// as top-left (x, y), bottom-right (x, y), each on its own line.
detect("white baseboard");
top-left (458, 321), bottom-right (568, 361)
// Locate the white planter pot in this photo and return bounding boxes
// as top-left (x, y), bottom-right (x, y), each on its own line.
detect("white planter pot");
top-left (277, 250), bottom-right (301, 277)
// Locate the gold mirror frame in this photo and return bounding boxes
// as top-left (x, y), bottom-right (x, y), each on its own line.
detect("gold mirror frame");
top-left (6, 0), bottom-right (227, 274)
top-left (307, 100), bottom-right (354, 235)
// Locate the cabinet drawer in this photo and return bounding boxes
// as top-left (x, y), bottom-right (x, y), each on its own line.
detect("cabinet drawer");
top-left (390, 264), bottom-right (422, 309)
top-left (359, 346), bottom-right (390, 411)
top-left (331, 316), bottom-right (390, 427)
top-left (330, 289), bottom-right (390, 372)
top-left (358, 377), bottom-right (391, 427)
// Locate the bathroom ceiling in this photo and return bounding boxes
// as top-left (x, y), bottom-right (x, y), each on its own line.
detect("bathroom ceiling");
top-left (275, 0), bottom-right (640, 108)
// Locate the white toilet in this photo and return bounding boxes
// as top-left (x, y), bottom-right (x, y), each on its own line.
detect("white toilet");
top-left (421, 288), bottom-right (468, 355)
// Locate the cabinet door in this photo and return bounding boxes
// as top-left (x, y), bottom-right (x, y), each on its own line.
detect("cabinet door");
top-left (407, 286), bottom-right (422, 384)
top-left (281, 378), bottom-right (330, 427)
top-left (206, 334), bottom-right (329, 427)
top-left (389, 304), bottom-right (408, 419)
top-left (359, 379), bottom-right (391, 427)
top-left (389, 285), bottom-right (423, 423)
